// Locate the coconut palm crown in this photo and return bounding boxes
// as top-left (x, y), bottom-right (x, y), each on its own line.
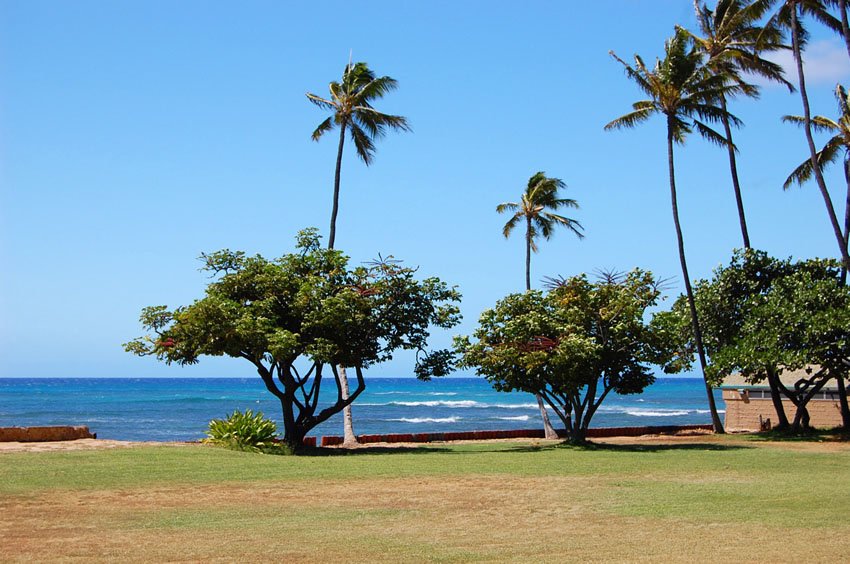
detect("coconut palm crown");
top-left (682, 0), bottom-right (792, 249)
top-left (306, 61), bottom-right (411, 249)
top-left (497, 172), bottom-right (584, 291)
top-left (764, 1), bottom-right (849, 271)
top-left (605, 28), bottom-right (743, 433)
top-left (784, 85), bottom-right (850, 189)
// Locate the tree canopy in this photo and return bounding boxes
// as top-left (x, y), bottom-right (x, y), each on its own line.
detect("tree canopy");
top-left (125, 229), bottom-right (461, 449)
top-left (456, 270), bottom-right (672, 444)
top-left (656, 249), bottom-right (850, 431)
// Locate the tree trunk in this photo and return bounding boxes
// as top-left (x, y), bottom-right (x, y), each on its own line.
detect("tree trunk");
top-left (719, 93), bottom-right (751, 249)
top-left (327, 119), bottom-right (359, 445)
top-left (766, 367), bottom-right (790, 430)
top-left (666, 117), bottom-right (725, 433)
top-left (525, 217), bottom-right (532, 291)
top-left (338, 366), bottom-right (358, 445)
top-left (536, 394), bottom-right (559, 439)
top-left (832, 368), bottom-right (850, 429)
top-left (328, 120), bottom-right (347, 251)
top-left (840, 1), bottom-right (850, 62)
top-left (524, 221), bottom-right (558, 439)
top-left (791, 8), bottom-right (850, 272)
top-left (842, 158), bottom-right (850, 285)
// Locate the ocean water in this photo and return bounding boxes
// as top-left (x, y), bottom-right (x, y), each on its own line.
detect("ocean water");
top-left (0, 377), bottom-right (723, 442)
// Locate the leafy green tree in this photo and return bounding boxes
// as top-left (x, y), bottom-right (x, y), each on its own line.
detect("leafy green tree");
top-left (496, 172), bottom-right (584, 439)
top-left (767, 1), bottom-right (850, 270)
top-left (658, 249), bottom-right (850, 431)
top-left (124, 229), bottom-right (461, 450)
top-left (684, 0), bottom-right (791, 248)
top-left (307, 60), bottom-right (411, 444)
top-left (497, 172), bottom-right (584, 291)
top-left (456, 270), bottom-right (672, 445)
top-left (306, 61), bottom-right (411, 250)
top-left (606, 28), bottom-right (740, 433)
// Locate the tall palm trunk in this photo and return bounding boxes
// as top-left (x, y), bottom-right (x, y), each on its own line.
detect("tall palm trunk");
top-left (719, 93), bottom-right (751, 249)
top-left (526, 217), bottom-right (559, 440)
top-left (525, 217), bottom-right (532, 291)
top-left (328, 118), bottom-right (358, 445)
top-left (328, 120), bottom-right (347, 250)
top-left (667, 117), bottom-right (725, 433)
top-left (791, 8), bottom-right (850, 272)
top-left (840, 1), bottom-right (850, 61)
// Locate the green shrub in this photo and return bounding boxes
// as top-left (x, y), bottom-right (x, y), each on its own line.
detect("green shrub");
top-left (204, 409), bottom-right (280, 453)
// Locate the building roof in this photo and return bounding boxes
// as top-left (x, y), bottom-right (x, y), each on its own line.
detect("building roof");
top-left (718, 366), bottom-right (849, 391)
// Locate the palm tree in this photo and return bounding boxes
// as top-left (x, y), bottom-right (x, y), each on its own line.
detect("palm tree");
top-left (605, 28), bottom-right (740, 433)
top-left (783, 84), bottom-right (850, 429)
top-left (498, 171), bottom-right (584, 439)
top-left (784, 85), bottom-right (850, 270)
top-left (307, 61), bottom-right (411, 249)
top-left (684, 0), bottom-right (792, 249)
top-left (307, 60), bottom-right (410, 445)
top-left (829, 0), bottom-right (850, 60)
top-left (766, 2), bottom-right (850, 271)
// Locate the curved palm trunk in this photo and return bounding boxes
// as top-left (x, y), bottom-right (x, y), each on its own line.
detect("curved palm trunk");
top-left (526, 217), bottom-right (558, 440)
top-left (328, 120), bottom-right (348, 251)
top-left (840, 1), bottom-right (850, 61)
top-left (525, 217), bottom-right (532, 291)
top-left (328, 118), bottom-right (358, 445)
top-left (719, 93), bottom-right (751, 249)
top-left (667, 118), bottom-right (725, 433)
top-left (831, 2), bottom-right (850, 428)
top-left (791, 8), bottom-right (850, 272)
top-left (842, 157), bottom-right (850, 285)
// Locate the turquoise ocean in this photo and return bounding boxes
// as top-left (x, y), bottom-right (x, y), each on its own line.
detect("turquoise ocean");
top-left (0, 378), bottom-right (722, 442)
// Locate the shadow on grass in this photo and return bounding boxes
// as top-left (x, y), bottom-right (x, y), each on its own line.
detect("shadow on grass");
top-left (293, 445), bottom-right (453, 457)
top-left (741, 428), bottom-right (850, 443)
top-left (502, 441), bottom-right (753, 453)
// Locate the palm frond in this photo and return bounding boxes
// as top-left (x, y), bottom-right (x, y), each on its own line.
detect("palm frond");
top-left (347, 121), bottom-right (376, 165)
top-left (356, 76), bottom-right (400, 102)
top-left (496, 202), bottom-right (520, 214)
top-left (783, 138), bottom-right (843, 189)
top-left (782, 114), bottom-right (839, 134)
top-left (310, 116), bottom-right (336, 141)
top-left (604, 106), bottom-right (655, 130)
top-left (693, 118), bottom-right (733, 148)
top-left (541, 213), bottom-right (585, 239)
top-left (501, 213), bottom-right (522, 239)
top-left (306, 93), bottom-right (336, 111)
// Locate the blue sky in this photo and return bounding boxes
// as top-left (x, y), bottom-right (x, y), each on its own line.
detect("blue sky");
top-left (2, 1), bottom-right (850, 378)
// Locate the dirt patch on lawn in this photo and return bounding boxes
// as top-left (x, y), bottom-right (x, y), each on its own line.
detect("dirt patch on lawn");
top-left (1, 432), bottom-right (846, 454)
top-left (0, 439), bottom-right (192, 454)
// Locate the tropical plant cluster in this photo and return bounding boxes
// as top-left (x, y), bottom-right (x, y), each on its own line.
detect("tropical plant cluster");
top-left (204, 409), bottom-right (282, 453)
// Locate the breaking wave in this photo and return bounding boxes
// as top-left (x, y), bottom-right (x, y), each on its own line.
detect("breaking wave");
top-left (388, 417), bottom-right (460, 424)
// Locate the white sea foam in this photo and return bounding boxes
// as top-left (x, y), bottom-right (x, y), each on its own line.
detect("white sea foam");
top-left (389, 417), bottom-right (460, 424)
top-left (496, 415), bottom-right (531, 421)
top-left (374, 391), bottom-right (457, 396)
top-left (624, 409), bottom-right (690, 417)
top-left (384, 400), bottom-right (539, 409)
top-left (391, 400), bottom-right (479, 408)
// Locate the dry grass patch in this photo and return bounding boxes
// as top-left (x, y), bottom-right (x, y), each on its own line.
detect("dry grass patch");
top-left (3, 471), bottom-right (849, 562)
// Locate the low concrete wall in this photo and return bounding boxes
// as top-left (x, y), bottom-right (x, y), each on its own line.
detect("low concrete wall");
top-left (318, 424), bottom-right (712, 447)
top-left (0, 426), bottom-right (96, 442)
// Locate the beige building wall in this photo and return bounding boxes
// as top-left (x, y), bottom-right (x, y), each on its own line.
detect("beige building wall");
top-left (722, 390), bottom-right (845, 432)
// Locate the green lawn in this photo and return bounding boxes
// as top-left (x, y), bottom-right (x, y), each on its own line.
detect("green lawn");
top-left (1, 438), bottom-right (848, 562)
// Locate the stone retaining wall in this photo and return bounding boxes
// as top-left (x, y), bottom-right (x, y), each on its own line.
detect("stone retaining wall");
top-left (0, 426), bottom-right (96, 442)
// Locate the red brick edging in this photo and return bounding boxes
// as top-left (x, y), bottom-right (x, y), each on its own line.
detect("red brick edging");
top-left (312, 424), bottom-right (713, 447)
